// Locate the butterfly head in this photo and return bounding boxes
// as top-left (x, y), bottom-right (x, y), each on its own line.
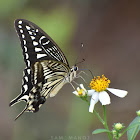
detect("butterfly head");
top-left (70, 65), bottom-right (78, 79)
top-left (71, 65), bottom-right (78, 71)
top-left (74, 65), bottom-right (78, 71)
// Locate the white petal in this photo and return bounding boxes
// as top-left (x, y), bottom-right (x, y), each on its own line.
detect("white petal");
top-left (91, 92), bottom-right (99, 102)
top-left (77, 87), bottom-right (80, 92)
top-left (99, 91), bottom-right (111, 105)
top-left (80, 84), bottom-right (84, 89)
top-left (87, 89), bottom-right (96, 96)
top-left (89, 92), bottom-right (99, 113)
top-left (73, 91), bottom-right (78, 96)
top-left (80, 84), bottom-right (86, 91)
top-left (107, 88), bottom-right (128, 98)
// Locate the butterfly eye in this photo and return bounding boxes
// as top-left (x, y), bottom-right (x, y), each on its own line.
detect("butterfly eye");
top-left (74, 66), bottom-right (78, 71)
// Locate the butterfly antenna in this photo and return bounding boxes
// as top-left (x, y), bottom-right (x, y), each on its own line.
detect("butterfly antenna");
top-left (75, 58), bottom-right (85, 65)
top-left (14, 106), bottom-right (28, 121)
top-left (75, 43), bottom-right (84, 65)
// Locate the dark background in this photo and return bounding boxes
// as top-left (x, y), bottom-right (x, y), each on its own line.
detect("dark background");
top-left (0, 0), bottom-right (140, 140)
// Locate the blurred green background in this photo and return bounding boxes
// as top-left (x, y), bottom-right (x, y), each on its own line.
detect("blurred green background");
top-left (0, 0), bottom-right (140, 140)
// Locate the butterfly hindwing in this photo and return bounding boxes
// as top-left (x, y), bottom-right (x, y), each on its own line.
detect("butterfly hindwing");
top-left (17, 60), bottom-right (69, 113)
top-left (38, 60), bottom-right (70, 97)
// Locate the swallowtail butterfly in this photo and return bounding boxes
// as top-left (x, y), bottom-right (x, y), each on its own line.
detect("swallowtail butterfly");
top-left (9, 19), bottom-right (78, 120)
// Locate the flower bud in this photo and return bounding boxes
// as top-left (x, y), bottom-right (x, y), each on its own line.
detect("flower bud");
top-left (114, 123), bottom-right (124, 131)
top-left (136, 110), bottom-right (140, 117)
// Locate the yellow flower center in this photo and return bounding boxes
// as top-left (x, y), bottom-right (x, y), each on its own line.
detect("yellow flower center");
top-left (78, 89), bottom-right (85, 96)
top-left (89, 75), bottom-right (110, 92)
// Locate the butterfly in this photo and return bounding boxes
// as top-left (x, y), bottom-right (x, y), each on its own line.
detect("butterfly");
top-left (9, 19), bottom-right (78, 120)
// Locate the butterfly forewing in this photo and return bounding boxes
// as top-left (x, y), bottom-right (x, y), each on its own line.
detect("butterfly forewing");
top-left (14, 19), bottom-right (69, 66)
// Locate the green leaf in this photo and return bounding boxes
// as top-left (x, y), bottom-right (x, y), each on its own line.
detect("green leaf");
top-left (127, 116), bottom-right (140, 140)
top-left (92, 129), bottom-right (111, 134)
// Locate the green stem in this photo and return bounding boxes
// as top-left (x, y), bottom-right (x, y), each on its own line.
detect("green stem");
top-left (86, 101), bottom-right (113, 139)
top-left (103, 105), bottom-right (113, 140)
top-left (93, 110), bottom-right (104, 125)
top-left (86, 101), bottom-right (104, 124)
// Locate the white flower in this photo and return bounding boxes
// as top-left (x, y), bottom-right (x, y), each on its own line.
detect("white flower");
top-left (88, 88), bottom-right (128, 113)
top-left (72, 75), bottom-right (128, 113)
top-left (88, 75), bottom-right (128, 113)
top-left (73, 84), bottom-right (87, 97)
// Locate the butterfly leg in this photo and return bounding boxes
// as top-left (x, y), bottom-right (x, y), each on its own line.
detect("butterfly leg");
top-left (77, 71), bottom-right (90, 77)
top-left (72, 80), bottom-right (80, 86)
top-left (69, 82), bottom-right (77, 91)
top-left (75, 71), bottom-right (88, 85)
top-left (78, 70), bottom-right (94, 78)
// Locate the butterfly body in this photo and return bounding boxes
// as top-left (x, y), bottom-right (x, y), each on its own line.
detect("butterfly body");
top-left (9, 19), bottom-right (78, 120)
